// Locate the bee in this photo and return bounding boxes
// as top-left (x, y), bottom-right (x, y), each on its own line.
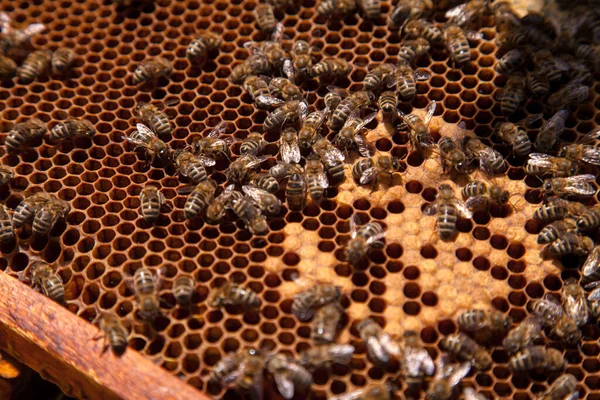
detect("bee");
top-left (250, 28), bottom-right (290, 72)
top-left (378, 91), bottom-right (398, 114)
top-left (32, 196), bottom-right (71, 236)
top-left (424, 183), bottom-right (472, 240)
top-left (132, 57), bottom-right (172, 85)
top-left (51, 48), bottom-right (75, 74)
top-left (251, 172), bottom-right (280, 193)
top-left (139, 184), bottom-right (166, 223)
top-left (526, 153), bottom-right (578, 178)
top-left (286, 173), bottom-right (307, 211)
top-left (290, 40), bottom-right (313, 78)
top-left (440, 333), bottom-right (492, 370)
top-left (186, 31), bottom-right (222, 60)
top-left (508, 346), bottom-right (565, 372)
top-left (270, 161), bottom-right (304, 180)
top-left (547, 83), bottom-right (589, 112)
top-left (538, 374), bottom-right (578, 400)
top-left (240, 133), bottom-right (266, 156)
top-left (542, 174), bottom-right (596, 200)
top-left (209, 282), bottom-right (261, 309)
top-left (324, 91), bottom-right (343, 113)
top-left (242, 184), bottom-right (282, 215)
top-left (527, 70), bottom-right (550, 97)
top-left (317, 0), bottom-right (357, 18)
top-left (265, 353), bottom-right (312, 399)
top-left (397, 38), bottom-right (431, 64)
top-left (312, 136), bottom-right (346, 183)
top-left (583, 246), bottom-right (600, 285)
top-left (438, 136), bottom-right (469, 174)
top-left (192, 121), bottom-right (232, 161)
top-left (335, 111), bottom-right (375, 157)
top-left (537, 217), bottom-right (577, 244)
top-left (205, 185), bottom-right (243, 224)
top-left (352, 155), bottom-right (402, 189)
top-left (495, 122), bottom-right (531, 158)
top-left (463, 136), bottom-right (507, 174)
top-left (174, 149), bottom-right (213, 184)
top-left (17, 49), bottom-right (51, 83)
top-left (461, 180), bottom-right (510, 210)
top-left (5, 118), bottom-right (47, 152)
top-left (227, 154), bottom-right (268, 184)
top-left (388, 0), bottom-right (432, 30)
top-left (400, 330), bottom-right (435, 393)
top-left (298, 110), bottom-right (327, 151)
top-left (230, 54), bottom-right (271, 84)
top-left (532, 296), bottom-right (582, 344)
top-left (28, 261), bottom-right (65, 304)
top-left (533, 197), bottom-right (587, 223)
top-left (211, 348), bottom-right (265, 396)
top-left (255, 3), bottom-right (276, 32)
top-left (463, 388), bottom-right (488, 400)
top-left (502, 314), bottom-right (544, 354)
top-left (457, 309), bottom-right (512, 335)
top-left (358, 318), bottom-right (401, 365)
top-left (50, 118), bottom-right (96, 142)
top-left (577, 205), bottom-right (600, 232)
top-left (232, 197), bottom-right (269, 234)
top-left (300, 344), bottom-right (355, 370)
top-left (96, 312), bottom-right (128, 356)
top-left (279, 127), bottom-right (301, 164)
top-left (444, 24), bottom-right (477, 66)
top-left (329, 90), bottom-right (375, 132)
top-left (292, 283), bottom-right (342, 321)
top-left (364, 63), bottom-right (396, 92)
top-left (559, 141), bottom-right (600, 168)
top-left (345, 215), bottom-right (386, 266)
top-left (304, 155), bottom-right (329, 201)
top-left (264, 100), bottom-right (308, 132)
top-left (426, 357), bottom-right (471, 400)
top-left (0, 55), bottom-right (17, 78)
top-left (587, 282), bottom-right (600, 320)
top-left (182, 180), bottom-right (217, 219)
top-left (173, 275), bottom-right (195, 306)
top-left (550, 232), bottom-right (594, 257)
top-left (445, 0), bottom-right (488, 28)
top-left (12, 192), bottom-right (52, 229)
top-left (311, 302), bottom-right (343, 344)
top-left (562, 279), bottom-right (588, 327)
top-left (134, 102), bottom-right (172, 138)
top-left (399, 100), bottom-right (436, 153)
top-left (0, 205), bottom-right (14, 243)
top-left (0, 166), bottom-right (13, 187)
top-left (269, 77), bottom-right (302, 101)
top-left (0, 12), bottom-right (45, 53)
top-left (534, 109), bottom-right (569, 153)
top-left (360, 0), bottom-right (381, 19)
top-left (388, 61), bottom-right (430, 100)
top-left (405, 19), bottom-right (443, 44)
top-left (532, 49), bottom-right (569, 84)
top-left (309, 57), bottom-right (352, 80)
top-left (330, 381), bottom-right (395, 400)
top-left (496, 74), bottom-right (526, 115)
top-left (492, 1), bottom-right (520, 32)
top-left (243, 75), bottom-right (272, 109)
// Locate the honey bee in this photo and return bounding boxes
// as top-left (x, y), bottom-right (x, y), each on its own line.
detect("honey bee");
top-left (388, 61), bottom-right (431, 100)
top-left (298, 110), bottom-right (327, 151)
top-left (463, 136), bottom-right (507, 174)
top-left (424, 183), bottom-right (472, 240)
top-left (399, 100), bottom-right (436, 153)
top-left (286, 172), bottom-right (307, 211)
top-left (232, 197), bottom-right (269, 235)
top-left (300, 344), bottom-right (355, 370)
top-left (255, 3), bottom-right (276, 32)
top-left (463, 387), bottom-right (488, 400)
top-left (538, 374), bottom-right (578, 400)
top-left (534, 110), bottom-right (569, 153)
top-left (0, 12), bottom-right (45, 53)
top-left (173, 149), bottom-right (213, 185)
top-left (405, 18), bottom-right (443, 44)
top-left (562, 279), bottom-right (588, 327)
top-left (269, 77), bottom-right (302, 101)
top-left (445, 0), bottom-right (488, 28)
top-left (186, 31), bottom-right (222, 60)
top-left (311, 302), bottom-right (343, 344)
top-left (230, 54), bottom-right (271, 84)
top-left (0, 205), bottom-right (14, 243)
top-left (457, 309), bottom-right (512, 335)
top-left (587, 282), bottom-right (600, 320)
top-left (132, 57), bottom-right (172, 85)
top-left (0, 166), bottom-right (13, 187)
top-left (397, 38), bottom-right (431, 64)
top-left (444, 24), bottom-right (479, 66)
top-left (335, 111), bottom-right (375, 157)
top-left (532, 296), bottom-right (582, 344)
top-left (265, 353), bottom-right (312, 399)
top-left (240, 132), bottom-right (266, 156)
top-left (192, 121), bottom-right (232, 161)
top-left (290, 40), bottom-right (313, 78)
top-left (330, 381), bottom-right (395, 400)
top-left (304, 155), bottom-right (329, 201)
top-left (532, 49), bottom-right (569, 84)
top-left (542, 174), bottom-right (596, 200)
top-left (378, 91), bottom-right (398, 114)
top-left (388, 0), bottom-right (432, 30)
top-left (209, 282), bottom-right (261, 309)
top-left (182, 180), bottom-right (217, 219)
top-left (537, 217), bottom-right (577, 244)
top-left (438, 136), bottom-right (469, 174)
top-left (139, 184), bottom-right (166, 223)
top-left (426, 357), bottom-right (471, 400)
top-left (329, 90), bottom-right (374, 132)
top-left (249, 27), bottom-right (290, 72)
top-left (134, 102), bottom-right (172, 138)
top-left (550, 232), bottom-right (594, 257)
top-left (270, 161), bottom-right (304, 180)
top-left (251, 172), bottom-right (280, 193)
top-left (12, 192), bottom-right (52, 229)
top-left (495, 121), bottom-right (531, 158)
top-left (292, 283), bottom-right (342, 321)
top-left (132, 268), bottom-right (161, 322)
top-left (32, 196), bottom-right (71, 236)
top-left (16, 49), bottom-right (51, 83)
top-left (264, 100), bottom-right (308, 132)
top-left (440, 333), bottom-right (492, 370)
top-left (27, 261), bottom-right (65, 304)
top-left (50, 118), bottom-right (96, 142)
top-left (461, 180), bottom-right (510, 211)
top-left (324, 91), bottom-right (343, 113)
top-left (312, 136), bottom-right (346, 183)
top-left (358, 318), bottom-right (401, 365)
top-left (0, 54), bottom-right (16, 78)
top-left (96, 312), bottom-right (128, 356)
top-left (309, 57), bottom-right (352, 80)
top-left (527, 70), bottom-right (550, 97)
top-left (502, 314), bottom-right (544, 354)
top-left (242, 184), bottom-right (282, 215)
top-left (533, 197), bottom-right (587, 223)
top-left (205, 185), bottom-right (243, 224)
top-left (360, 0), bottom-right (381, 19)
top-left (51, 48), bottom-right (75, 74)
top-left (547, 83), bottom-right (589, 112)
top-left (173, 275), bottom-right (195, 306)
top-left (5, 118), bottom-right (47, 152)
top-left (400, 330), bottom-right (435, 393)
top-left (577, 205), bottom-right (600, 232)
top-left (243, 75), bottom-right (272, 109)
top-left (582, 246), bottom-right (600, 284)
top-left (345, 215), bottom-right (386, 266)
top-left (279, 127), bottom-right (301, 164)
top-left (526, 153), bottom-right (578, 178)
top-left (559, 140), bottom-right (600, 168)
top-left (508, 346), bottom-right (565, 372)
top-left (364, 63), bottom-right (396, 92)
top-left (317, 0), bottom-right (357, 18)
top-left (496, 74), bottom-right (526, 115)
top-left (227, 154), bottom-right (268, 184)
top-left (352, 155), bottom-right (402, 189)
top-left (211, 348), bottom-right (265, 396)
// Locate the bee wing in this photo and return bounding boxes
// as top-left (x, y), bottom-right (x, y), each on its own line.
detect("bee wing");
top-left (282, 59), bottom-right (295, 82)
top-left (414, 69), bottom-right (431, 81)
top-left (424, 101), bottom-right (437, 126)
top-left (445, 3), bottom-right (467, 18)
top-left (257, 95), bottom-right (286, 106)
top-left (378, 332), bottom-right (401, 356)
top-left (422, 203), bottom-right (438, 216)
top-left (273, 373), bottom-right (295, 400)
top-left (366, 336), bottom-right (389, 364)
top-left (135, 123), bottom-right (156, 139)
top-left (465, 196), bottom-right (489, 210)
top-left (350, 214), bottom-right (360, 238)
top-left (271, 22), bottom-right (285, 42)
top-left (587, 287), bottom-right (600, 301)
top-left (404, 347), bottom-right (435, 377)
top-left (580, 147), bottom-right (600, 166)
top-left (242, 185), bottom-right (269, 204)
top-left (583, 246), bottom-right (600, 278)
top-left (355, 134), bottom-right (374, 158)
top-left (281, 140), bottom-right (301, 164)
top-left (342, 109), bottom-right (361, 130)
top-left (448, 362), bottom-right (472, 388)
top-left (456, 200), bottom-right (473, 218)
top-left (313, 169), bottom-right (329, 189)
top-left (329, 344), bottom-right (355, 362)
top-left (326, 85), bottom-right (348, 97)
top-left (121, 135), bottom-right (146, 147)
top-left (565, 393), bottom-right (581, 400)
top-left (0, 12), bottom-right (11, 32)
top-left (586, 127), bottom-right (600, 140)
top-left (366, 231), bottom-right (386, 246)
top-left (15, 23), bottom-right (46, 43)
top-left (245, 155), bottom-right (269, 169)
top-left (527, 153), bottom-right (555, 168)
top-left (176, 185), bottom-right (195, 195)
top-left (197, 155), bottom-right (216, 167)
top-left (359, 167), bottom-right (379, 185)
top-left (563, 174), bottom-right (596, 196)
top-left (563, 290), bottom-right (588, 325)
top-left (465, 30), bottom-right (484, 41)
top-left (207, 121), bottom-right (228, 138)
top-left (357, 112), bottom-right (377, 131)
top-left (298, 101), bottom-right (309, 120)
top-left (243, 40), bottom-right (263, 55)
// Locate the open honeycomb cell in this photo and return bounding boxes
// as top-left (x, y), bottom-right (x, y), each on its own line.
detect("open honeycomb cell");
top-left (0, 0), bottom-right (599, 399)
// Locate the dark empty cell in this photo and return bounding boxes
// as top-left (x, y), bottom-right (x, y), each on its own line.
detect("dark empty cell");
top-left (473, 256), bottom-right (490, 271)
top-left (404, 282), bottom-right (421, 298)
top-left (525, 282), bottom-right (544, 298)
top-left (473, 227), bottom-right (490, 240)
top-left (490, 234), bottom-right (508, 250)
top-left (420, 245), bottom-right (437, 259)
top-left (405, 180), bottom-right (423, 193)
top-left (403, 266), bottom-right (420, 280)
top-left (491, 266), bottom-right (508, 280)
top-left (543, 274), bottom-right (562, 291)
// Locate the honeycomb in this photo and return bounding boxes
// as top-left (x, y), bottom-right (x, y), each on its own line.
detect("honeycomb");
top-left (0, 0), bottom-right (599, 399)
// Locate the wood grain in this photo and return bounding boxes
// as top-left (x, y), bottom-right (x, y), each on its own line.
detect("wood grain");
top-left (0, 272), bottom-right (209, 400)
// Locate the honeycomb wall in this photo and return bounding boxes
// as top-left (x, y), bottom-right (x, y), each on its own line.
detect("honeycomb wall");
top-left (0, 0), bottom-right (599, 399)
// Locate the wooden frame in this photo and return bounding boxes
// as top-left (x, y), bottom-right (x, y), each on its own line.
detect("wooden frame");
top-left (0, 272), bottom-right (209, 400)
